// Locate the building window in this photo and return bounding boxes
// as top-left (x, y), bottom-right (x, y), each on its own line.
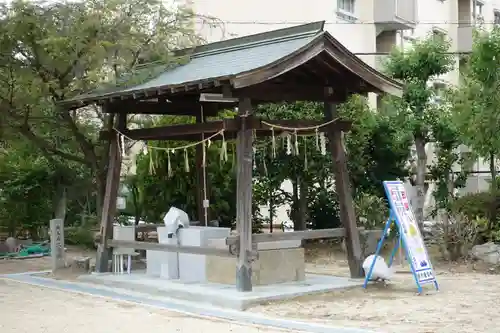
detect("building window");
top-left (402, 29), bottom-right (416, 43)
top-left (476, 0), bottom-right (483, 14)
top-left (431, 81), bottom-right (447, 104)
top-left (336, 0), bottom-right (356, 21)
top-left (494, 10), bottom-right (500, 25)
top-left (432, 28), bottom-right (446, 42)
top-left (461, 152), bottom-right (475, 173)
top-left (475, 0), bottom-right (484, 22)
top-left (337, 0), bottom-right (355, 13)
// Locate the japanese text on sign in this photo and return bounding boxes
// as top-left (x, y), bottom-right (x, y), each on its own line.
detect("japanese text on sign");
top-left (384, 181), bottom-right (436, 284)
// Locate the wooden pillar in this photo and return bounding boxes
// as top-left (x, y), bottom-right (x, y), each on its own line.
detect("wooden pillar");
top-left (95, 113), bottom-right (125, 273)
top-left (323, 92), bottom-right (364, 278)
top-left (235, 97), bottom-right (253, 291)
top-left (195, 113), bottom-right (210, 225)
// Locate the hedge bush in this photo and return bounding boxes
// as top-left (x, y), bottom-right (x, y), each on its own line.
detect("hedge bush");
top-left (452, 192), bottom-right (500, 221)
top-left (451, 191), bottom-right (500, 242)
top-left (65, 227), bottom-right (96, 249)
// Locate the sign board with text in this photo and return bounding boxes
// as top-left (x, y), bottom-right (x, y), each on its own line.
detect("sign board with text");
top-left (363, 181), bottom-right (438, 293)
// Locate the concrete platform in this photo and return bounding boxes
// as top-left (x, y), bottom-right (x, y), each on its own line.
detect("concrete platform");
top-left (79, 272), bottom-right (364, 310)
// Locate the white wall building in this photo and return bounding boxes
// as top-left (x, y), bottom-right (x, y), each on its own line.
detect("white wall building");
top-left (190, 0), bottom-right (500, 224)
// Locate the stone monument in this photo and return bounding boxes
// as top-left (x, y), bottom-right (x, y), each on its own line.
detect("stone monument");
top-left (50, 218), bottom-right (65, 271)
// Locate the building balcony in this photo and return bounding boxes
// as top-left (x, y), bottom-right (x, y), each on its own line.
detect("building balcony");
top-left (457, 25), bottom-right (473, 53)
top-left (374, 0), bottom-right (417, 35)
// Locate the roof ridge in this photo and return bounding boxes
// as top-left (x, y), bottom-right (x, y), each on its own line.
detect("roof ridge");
top-left (192, 29), bottom-right (322, 59)
top-left (176, 21), bottom-right (325, 58)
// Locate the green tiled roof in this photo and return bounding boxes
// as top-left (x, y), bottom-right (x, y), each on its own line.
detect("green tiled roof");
top-left (63, 22), bottom-right (325, 106)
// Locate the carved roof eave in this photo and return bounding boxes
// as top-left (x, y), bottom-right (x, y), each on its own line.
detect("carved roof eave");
top-left (231, 32), bottom-right (403, 98)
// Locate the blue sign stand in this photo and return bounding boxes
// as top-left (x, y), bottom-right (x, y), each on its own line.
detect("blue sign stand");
top-left (362, 181), bottom-right (439, 294)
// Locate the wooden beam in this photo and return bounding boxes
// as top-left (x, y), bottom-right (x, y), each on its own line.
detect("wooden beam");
top-left (323, 95), bottom-right (364, 279)
top-left (233, 84), bottom-right (348, 102)
top-left (99, 120), bottom-right (236, 141)
top-left (225, 227), bottom-right (377, 245)
top-left (226, 228), bottom-right (352, 245)
top-left (105, 100), bottom-right (232, 116)
top-left (95, 113), bottom-right (125, 273)
top-left (235, 98), bottom-right (254, 292)
top-left (99, 119), bottom-right (352, 141)
top-left (108, 240), bottom-right (234, 257)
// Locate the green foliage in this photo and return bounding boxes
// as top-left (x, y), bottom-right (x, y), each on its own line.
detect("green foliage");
top-left (65, 227), bottom-right (96, 248)
top-left (252, 97), bottom-right (411, 230)
top-left (428, 108), bottom-right (469, 215)
top-left (340, 96), bottom-right (412, 199)
top-left (385, 36), bottom-right (454, 82)
top-left (452, 27), bottom-right (500, 158)
top-left (133, 115), bottom-right (237, 228)
top-left (451, 192), bottom-right (500, 243)
top-left (451, 27), bottom-right (500, 229)
top-left (308, 189), bottom-right (341, 229)
top-left (254, 102), bottom-right (332, 230)
top-left (384, 34), bottom-right (455, 226)
top-left (0, 0), bottom-right (219, 231)
top-left (354, 193), bottom-right (388, 230)
top-left (452, 192), bottom-right (496, 221)
top-left (384, 34), bottom-right (455, 139)
top-left (0, 137), bottom-right (91, 238)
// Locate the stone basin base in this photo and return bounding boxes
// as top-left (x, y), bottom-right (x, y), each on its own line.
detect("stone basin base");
top-left (206, 239), bottom-right (305, 286)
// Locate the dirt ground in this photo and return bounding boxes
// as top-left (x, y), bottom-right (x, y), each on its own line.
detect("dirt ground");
top-left (1, 245), bottom-right (500, 333)
top-left (250, 247), bottom-right (500, 333)
top-left (0, 279), bottom-right (296, 333)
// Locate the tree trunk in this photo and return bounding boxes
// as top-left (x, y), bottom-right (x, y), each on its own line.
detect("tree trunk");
top-left (95, 113), bottom-right (116, 222)
top-left (414, 136), bottom-right (427, 231)
top-left (291, 178), bottom-right (299, 228)
top-left (438, 173), bottom-right (453, 260)
top-left (130, 183), bottom-right (141, 225)
top-left (269, 190), bottom-right (274, 233)
top-left (54, 185), bottom-right (67, 221)
top-left (296, 177), bottom-right (308, 231)
top-left (488, 152), bottom-right (497, 232)
top-left (95, 170), bottom-right (106, 221)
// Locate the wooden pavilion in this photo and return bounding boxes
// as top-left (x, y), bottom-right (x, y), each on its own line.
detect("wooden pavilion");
top-left (61, 21), bottom-right (403, 292)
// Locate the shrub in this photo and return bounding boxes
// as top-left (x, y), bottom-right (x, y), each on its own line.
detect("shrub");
top-left (65, 227), bottom-right (96, 249)
top-left (430, 214), bottom-right (483, 261)
top-left (451, 192), bottom-right (500, 242)
top-left (451, 192), bottom-right (496, 221)
top-left (308, 189), bottom-right (341, 230)
top-left (354, 193), bottom-right (388, 230)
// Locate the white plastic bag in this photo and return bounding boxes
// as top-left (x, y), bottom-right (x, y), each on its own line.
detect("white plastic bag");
top-left (362, 254), bottom-right (394, 281)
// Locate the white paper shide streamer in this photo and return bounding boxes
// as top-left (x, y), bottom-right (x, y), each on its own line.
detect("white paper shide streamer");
top-left (119, 134), bottom-right (126, 158)
top-left (319, 132), bottom-right (327, 155)
top-left (285, 133), bottom-right (292, 155)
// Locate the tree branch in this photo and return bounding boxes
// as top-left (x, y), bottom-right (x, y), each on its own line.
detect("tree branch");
top-left (17, 123), bottom-right (89, 165)
top-left (58, 110), bottom-right (100, 170)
